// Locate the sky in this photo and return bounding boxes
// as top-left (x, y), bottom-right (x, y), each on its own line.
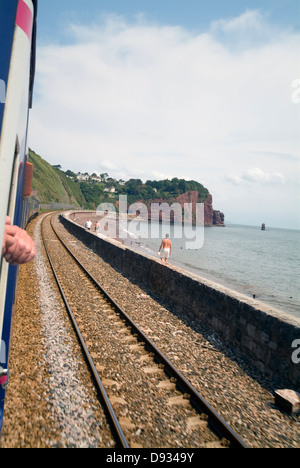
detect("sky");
top-left (29, 1), bottom-right (300, 228)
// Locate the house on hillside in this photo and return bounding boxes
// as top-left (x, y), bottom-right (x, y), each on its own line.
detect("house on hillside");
top-left (77, 173), bottom-right (89, 181)
top-left (104, 187), bottom-right (116, 193)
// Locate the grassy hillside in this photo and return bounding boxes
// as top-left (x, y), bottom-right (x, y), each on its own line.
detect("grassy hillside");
top-left (29, 149), bottom-right (86, 206)
top-left (28, 149), bottom-right (211, 212)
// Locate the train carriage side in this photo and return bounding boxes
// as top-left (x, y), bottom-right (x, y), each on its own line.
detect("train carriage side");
top-left (0, 0), bottom-right (37, 433)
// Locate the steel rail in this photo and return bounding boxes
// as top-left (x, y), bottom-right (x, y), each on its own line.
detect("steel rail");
top-left (41, 214), bottom-right (130, 449)
top-left (51, 214), bottom-right (248, 449)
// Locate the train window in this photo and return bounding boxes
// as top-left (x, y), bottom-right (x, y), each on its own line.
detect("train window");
top-left (0, 339), bottom-right (6, 364)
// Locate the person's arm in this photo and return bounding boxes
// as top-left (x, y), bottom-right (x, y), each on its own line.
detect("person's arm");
top-left (2, 217), bottom-right (36, 266)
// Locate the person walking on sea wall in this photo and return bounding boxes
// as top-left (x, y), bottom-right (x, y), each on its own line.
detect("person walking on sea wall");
top-left (159, 234), bottom-right (172, 264)
top-left (85, 219), bottom-right (92, 231)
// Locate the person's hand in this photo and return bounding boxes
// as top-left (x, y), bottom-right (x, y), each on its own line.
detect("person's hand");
top-left (2, 217), bottom-right (36, 265)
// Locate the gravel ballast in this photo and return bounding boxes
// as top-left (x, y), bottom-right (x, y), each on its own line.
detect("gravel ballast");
top-left (0, 213), bottom-right (299, 448)
top-left (0, 215), bottom-right (114, 448)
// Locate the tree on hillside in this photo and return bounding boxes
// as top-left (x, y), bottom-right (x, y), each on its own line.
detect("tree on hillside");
top-left (65, 170), bottom-right (77, 178)
top-left (100, 173), bottom-right (109, 182)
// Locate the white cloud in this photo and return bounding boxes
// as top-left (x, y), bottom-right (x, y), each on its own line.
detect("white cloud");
top-left (29, 11), bottom-right (300, 228)
top-left (226, 167), bottom-right (285, 186)
top-left (210, 9), bottom-right (285, 51)
top-left (211, 9), bottom-right (266, 35)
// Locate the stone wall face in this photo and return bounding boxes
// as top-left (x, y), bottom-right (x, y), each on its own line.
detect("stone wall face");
top-left (61, 213), bottom-right (300, 388)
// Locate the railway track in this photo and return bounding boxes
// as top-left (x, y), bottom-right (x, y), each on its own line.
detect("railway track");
top-left (41, 213), bottom-right (248, 449)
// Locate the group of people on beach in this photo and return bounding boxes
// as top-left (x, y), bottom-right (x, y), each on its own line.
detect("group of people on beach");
top-left (85, 218), bottom-right (173, 264)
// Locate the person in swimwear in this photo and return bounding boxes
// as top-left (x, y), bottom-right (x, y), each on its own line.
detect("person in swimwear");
top-left (159, 234), bottom-right (172, 263)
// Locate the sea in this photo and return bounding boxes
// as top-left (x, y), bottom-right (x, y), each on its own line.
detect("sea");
top-left (122, 221), bottom-right (300, 320)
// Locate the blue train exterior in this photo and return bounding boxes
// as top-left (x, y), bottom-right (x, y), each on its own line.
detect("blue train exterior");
top-left (0, 0), bottom-right (37, 434)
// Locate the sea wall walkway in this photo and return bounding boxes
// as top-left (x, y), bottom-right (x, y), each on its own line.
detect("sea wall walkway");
top-left (61, 212), bottom-right (300, 389)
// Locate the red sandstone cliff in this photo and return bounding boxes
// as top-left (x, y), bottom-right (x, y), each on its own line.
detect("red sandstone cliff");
top-left (136, 191), bottom-right (225, 226)
top-left (204, 194), bottom-right (225, 226)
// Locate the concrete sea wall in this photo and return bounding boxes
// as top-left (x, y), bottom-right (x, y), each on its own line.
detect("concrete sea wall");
top-left (61, 212), bottom-right (300, 389)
